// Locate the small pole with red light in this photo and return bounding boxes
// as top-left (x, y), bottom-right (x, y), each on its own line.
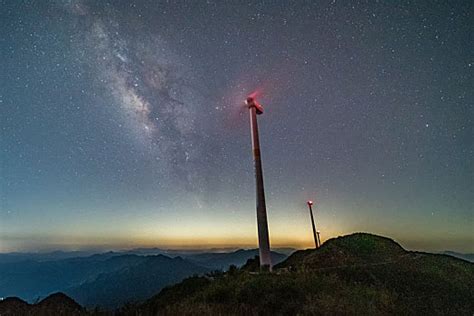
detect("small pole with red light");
top-left (307, 200), bottom-right (319, 248)
top-left (245, 96), bottom-right (272, 270)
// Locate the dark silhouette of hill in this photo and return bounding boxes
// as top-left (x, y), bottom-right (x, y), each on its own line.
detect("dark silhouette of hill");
top-left (0, 292), bottom-right (85, 315)
top-left (64, 255), bottom-right (209, 309)
top-left (276, 233), bottom-right (406, 269)
top-left (0, 297), bottom-right (31, 315)
top-left (135, 233), bottom-right (474, 315)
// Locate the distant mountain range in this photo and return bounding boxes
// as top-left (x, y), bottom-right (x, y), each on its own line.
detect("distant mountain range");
top-left (0, 247), bottom-right (295, 263)
top-left (64, 255), bottom-right (209, 308)
top-left (0, 250), bottom-right (98, 264)
top-left (186, 249), bottom-right (287, 270)
top-left (0, 233), bottom-right (472, 315)
top-left (0, 248), bottom-right (288, 308)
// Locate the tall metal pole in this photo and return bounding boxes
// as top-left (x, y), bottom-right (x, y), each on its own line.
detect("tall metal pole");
top-left (247, 98), bottom-right (272, 269)
top-left (307, 201), bottom-right (319, 248)
top-left (316, 231), bottom-right (321, 248)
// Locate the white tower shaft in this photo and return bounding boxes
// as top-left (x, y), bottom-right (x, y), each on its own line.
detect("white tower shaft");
top-left (249, 106), bottom-right (272, 269)
top-left (308, 203), bottom-right (319, 248)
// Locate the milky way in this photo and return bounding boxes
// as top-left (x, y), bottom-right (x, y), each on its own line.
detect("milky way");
top-left (63, 0), bottom-right (209, 191)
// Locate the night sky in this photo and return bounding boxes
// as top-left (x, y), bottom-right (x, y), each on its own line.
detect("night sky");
top-left (1, 1), bottom-right (472, 253)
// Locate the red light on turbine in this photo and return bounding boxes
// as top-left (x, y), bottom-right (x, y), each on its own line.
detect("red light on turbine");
top-left (307, 200), bottom-right (313, 206)
top-left (248, 89), bottom-right (261, 99)
top-left (246, 95), bottom-right (264, 115)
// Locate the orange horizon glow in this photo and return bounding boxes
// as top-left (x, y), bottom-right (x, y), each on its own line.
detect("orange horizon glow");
top-left (2, 229), bottom-right (474, 254)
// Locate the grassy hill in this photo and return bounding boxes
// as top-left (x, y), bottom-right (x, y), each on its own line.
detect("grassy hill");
top-left (132, 233), bottom-right (474, 315)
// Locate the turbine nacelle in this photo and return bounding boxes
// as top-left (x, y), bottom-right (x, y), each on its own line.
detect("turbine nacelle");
top-left (245, 97), bottom-right (264, 115)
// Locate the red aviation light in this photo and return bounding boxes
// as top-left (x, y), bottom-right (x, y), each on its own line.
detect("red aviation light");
top-left (246, 94), bottom-right (264, 115)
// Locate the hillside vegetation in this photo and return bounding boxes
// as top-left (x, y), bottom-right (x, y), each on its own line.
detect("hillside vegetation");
top-left (132, 233), bottom-right (474, 315)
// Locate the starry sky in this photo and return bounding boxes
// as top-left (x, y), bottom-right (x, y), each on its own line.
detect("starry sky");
top-left (1, 0), bottom-right (472, 253)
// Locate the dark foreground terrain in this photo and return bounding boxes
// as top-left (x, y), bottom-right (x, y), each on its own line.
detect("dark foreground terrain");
top-left (1, 233), bottom-right (473, 315)
top-left (0, 292), bottom-right (84, 316)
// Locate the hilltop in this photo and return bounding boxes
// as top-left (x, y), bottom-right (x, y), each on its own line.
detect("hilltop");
top-left (276, 233), bottom-right (406, 269)
top-left (135, 233), bottom-right (474, 315)
top-left (0, 292), bottom-right (85, 316)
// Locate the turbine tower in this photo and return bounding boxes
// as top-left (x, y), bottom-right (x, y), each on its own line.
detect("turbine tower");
top-left (307, 200), bottom-right (319, 248)
top-left (246, 96), bottom-right (272, 270)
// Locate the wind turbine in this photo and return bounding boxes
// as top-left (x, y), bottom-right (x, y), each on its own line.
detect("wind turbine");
top-left (245, 95), bottom-right (272, 270)
top-left (307, 200), bottom-right (319, 248)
